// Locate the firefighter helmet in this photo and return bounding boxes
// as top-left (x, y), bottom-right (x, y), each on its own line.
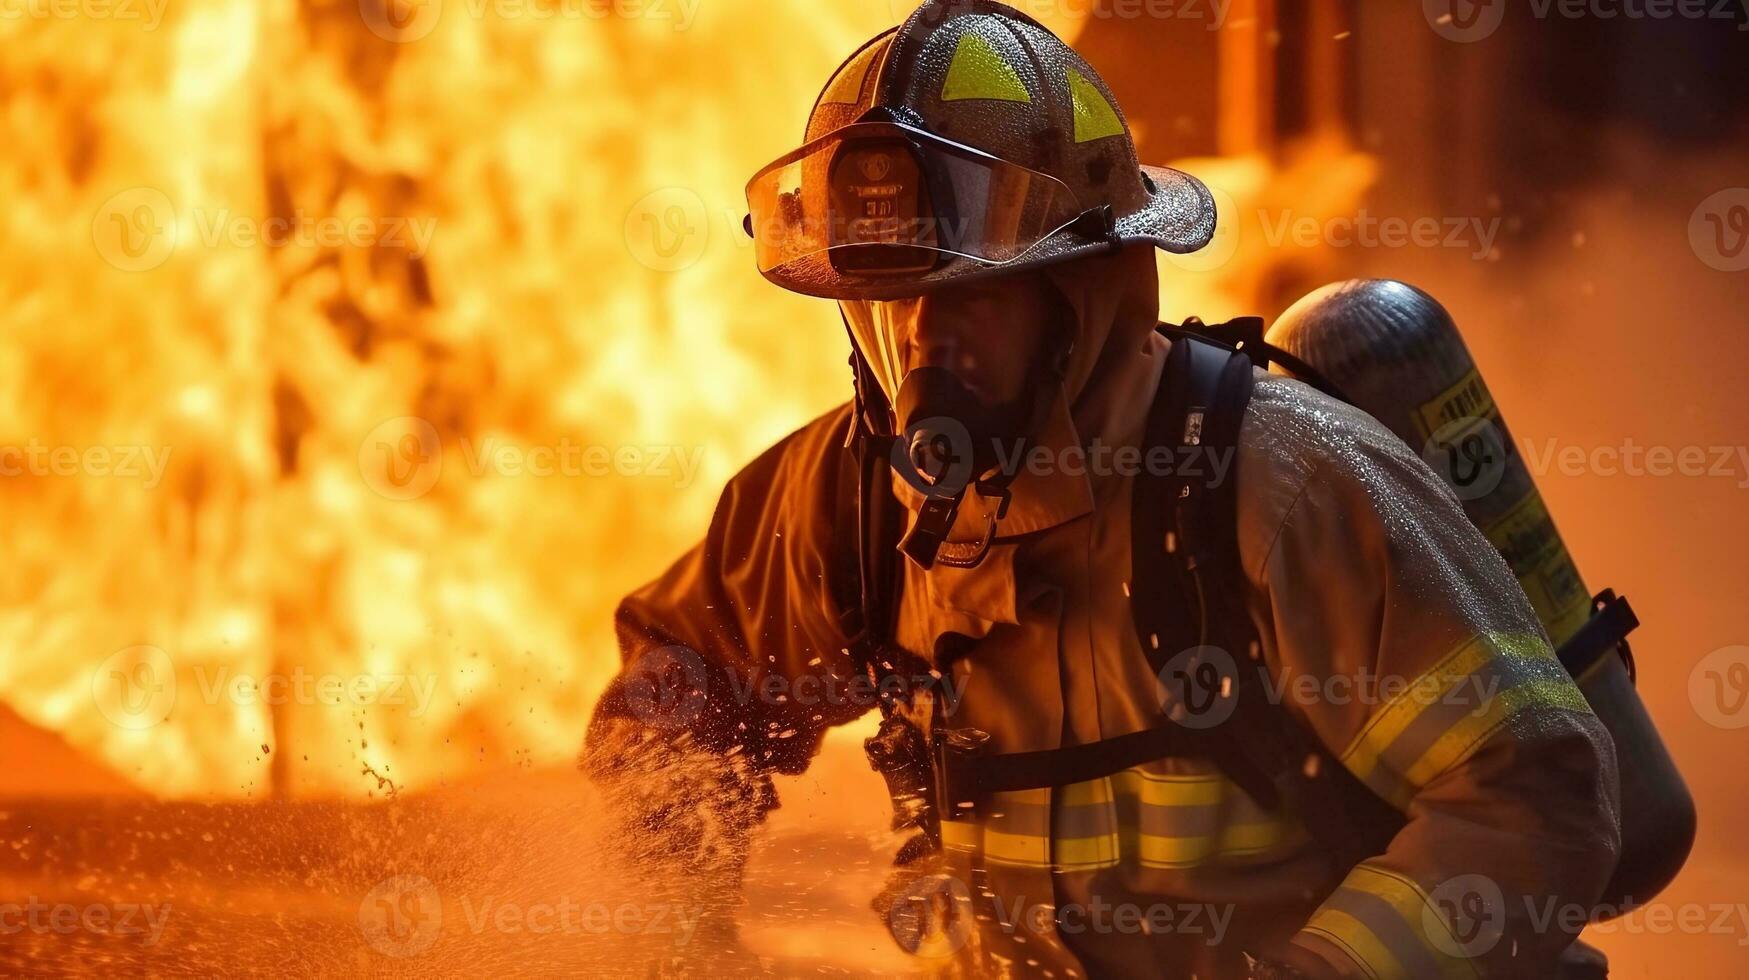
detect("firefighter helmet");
top-left (744, 0), bottom-right (1215, 300)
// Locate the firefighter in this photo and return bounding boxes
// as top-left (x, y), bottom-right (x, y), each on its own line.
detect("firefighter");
top-left (583, 2), bottom-right (1621, 977)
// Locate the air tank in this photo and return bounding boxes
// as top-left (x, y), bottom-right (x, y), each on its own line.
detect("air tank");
top-left (1267, 279), bottom-right (1694, 912)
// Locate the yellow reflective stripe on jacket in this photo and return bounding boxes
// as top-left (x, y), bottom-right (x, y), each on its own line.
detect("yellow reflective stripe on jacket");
top-left (1294, 863), bottom-right (1483, 980)
top-left (983, 788), bottom-right (1053, 867)
top-left (1121, 768), bottom-right (1304, 869)
top-left (1340, 632), bottom-right (1590, 808)
top-left (1055, 776), bottom-right (1119, 870)
top-left (957, 767), bottom-right (1304, 872)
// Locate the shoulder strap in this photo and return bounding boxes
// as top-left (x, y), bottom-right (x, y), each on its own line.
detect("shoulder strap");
top-left (1138, 327), bottom-right (1406, 869)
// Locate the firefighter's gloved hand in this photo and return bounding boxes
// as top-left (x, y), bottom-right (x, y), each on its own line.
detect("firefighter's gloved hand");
top-left (580, 717), bottom-right (776, 938)
top-left (872, 851), bottom-right (976, 960)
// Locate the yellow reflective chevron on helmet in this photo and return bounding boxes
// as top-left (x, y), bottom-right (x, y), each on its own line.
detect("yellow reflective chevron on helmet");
top-left (1067, 67), bottom-right (1124, 143)
top-left (940, 32), bottom-right (1032, 103)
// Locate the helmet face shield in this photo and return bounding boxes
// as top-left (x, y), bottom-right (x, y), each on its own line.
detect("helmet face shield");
top-left (745, 121), bottom-right (1084, 294)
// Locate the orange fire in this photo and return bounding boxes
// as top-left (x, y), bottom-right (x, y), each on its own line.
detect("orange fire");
top-left (1, 0), bottom-right (1370, 806)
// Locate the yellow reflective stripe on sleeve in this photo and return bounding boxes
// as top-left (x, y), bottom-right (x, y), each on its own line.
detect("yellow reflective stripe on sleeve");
top-left (1298, 909), bottom-right (1402, 980)
top-left (1342, 635), bottom-right (1498, 782)
top-left (1401, 678), bottom-right (1591, 789)
top-left (1340, 632), bottom-right (1588, 807)
top-left (1298, 863), bottom-right (1483, 980)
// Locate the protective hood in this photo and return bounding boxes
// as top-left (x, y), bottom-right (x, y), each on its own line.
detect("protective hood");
top-left (849, 241), bottom-right (1165, 541)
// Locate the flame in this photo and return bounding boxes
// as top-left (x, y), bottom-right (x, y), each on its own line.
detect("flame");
top-left (0, 0), bottom-right (1365, 801)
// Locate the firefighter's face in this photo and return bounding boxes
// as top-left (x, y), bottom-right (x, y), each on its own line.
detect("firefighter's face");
top-left (864, 271), bottom-right (1059, 408)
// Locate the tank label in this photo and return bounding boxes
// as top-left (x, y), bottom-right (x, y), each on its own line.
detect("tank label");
top-left (1414, 369), bottom-right (1496, 444)
top-left (1482, 491), bottom-right (1592, 646)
